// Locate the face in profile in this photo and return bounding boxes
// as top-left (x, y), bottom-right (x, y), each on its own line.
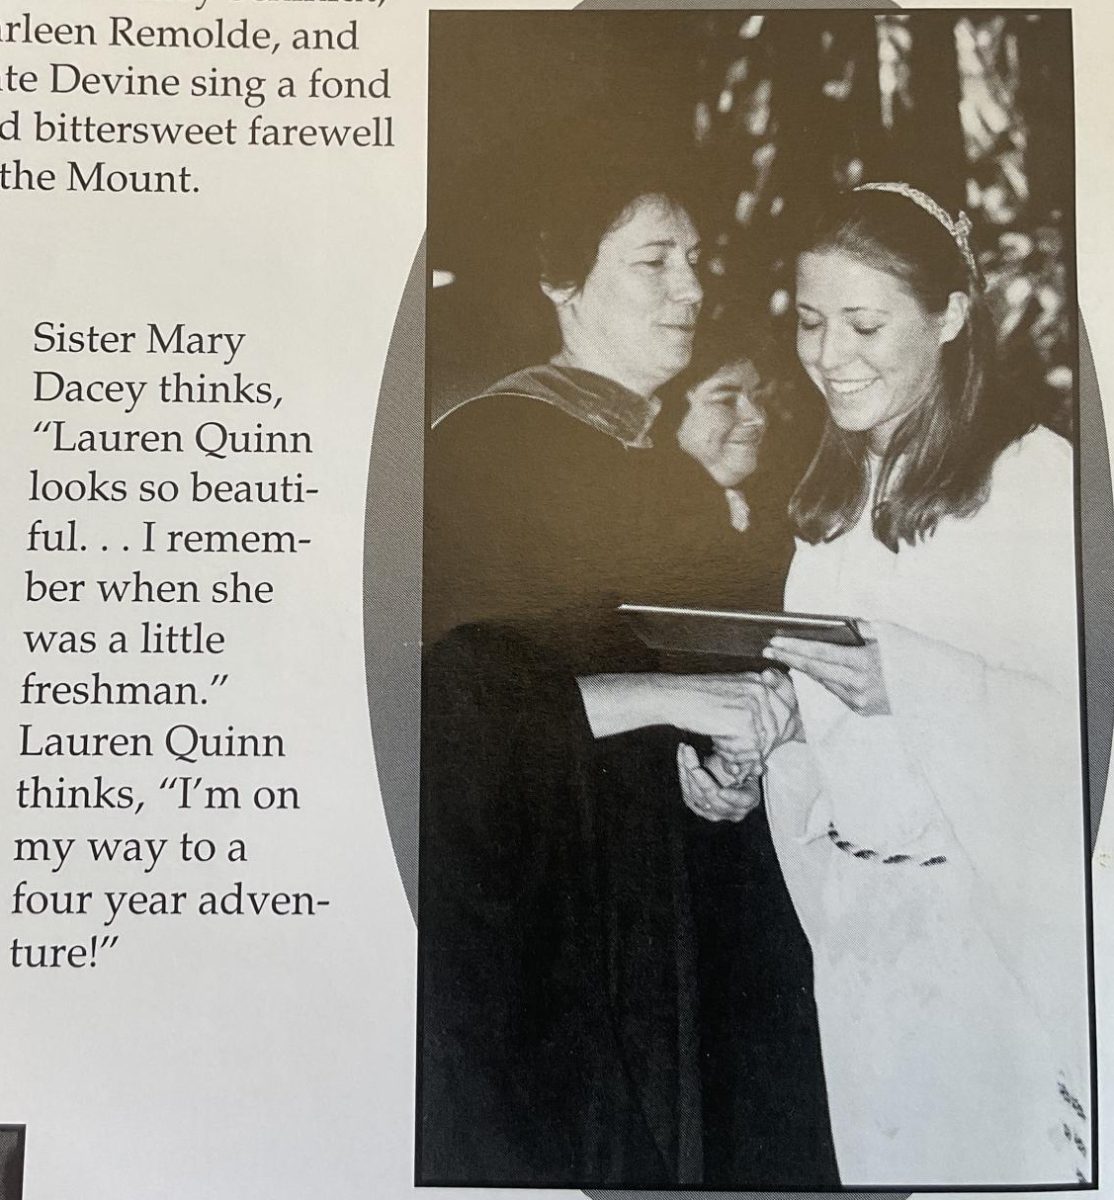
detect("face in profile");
top-left (795, 249), bottom-right (961, 452)
top-left (550, 194), bottom-right (703, 397)
top-left (678, 360), bottom-right (768, 488)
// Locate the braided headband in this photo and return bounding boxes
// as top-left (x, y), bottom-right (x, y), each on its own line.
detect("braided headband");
top-left (854, 181), bottom-right (979, 281)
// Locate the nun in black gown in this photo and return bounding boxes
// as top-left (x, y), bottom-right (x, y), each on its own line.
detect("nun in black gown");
top-left (417, 170), bottom-right (835, 1189)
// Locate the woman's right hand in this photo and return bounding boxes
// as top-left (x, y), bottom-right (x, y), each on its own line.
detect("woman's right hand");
top-left (650, 671), bottom-right (789, 761)
top-left (578, 669), bottom-right (797, 761)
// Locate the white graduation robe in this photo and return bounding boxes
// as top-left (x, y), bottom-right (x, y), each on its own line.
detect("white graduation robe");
top-left (766, 427), bottom-right (1092, 1187)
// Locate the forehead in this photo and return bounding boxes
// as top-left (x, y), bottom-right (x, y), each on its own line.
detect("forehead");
top-left (796, 249), bottom-right (920, 313)
top-left (600, 195), bottom-right (699, 253)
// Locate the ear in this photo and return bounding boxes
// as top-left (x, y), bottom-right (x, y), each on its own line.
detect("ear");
top-left (540, 278), bottom-right (577, 307)
top-left (938, 291), bottom-right (969, 346)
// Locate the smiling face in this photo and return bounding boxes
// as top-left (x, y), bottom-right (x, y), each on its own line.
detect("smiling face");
top-left (678, 360), bottom-right (767, 488)
top-left (795, 249), bottom-right (956, 453)
top-left (547, 195), bottom-right (703, 398)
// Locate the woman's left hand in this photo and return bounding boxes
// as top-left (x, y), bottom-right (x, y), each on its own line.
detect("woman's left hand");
top-left (762, 625), bottom-right (891, 717)
top-left (677, 743), bottom-right (762, 823)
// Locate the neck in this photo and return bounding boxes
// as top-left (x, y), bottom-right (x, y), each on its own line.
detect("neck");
top-left (867, 418), bottom-right (901, 457)
top-left (551, 340), bottom-right (659, 401)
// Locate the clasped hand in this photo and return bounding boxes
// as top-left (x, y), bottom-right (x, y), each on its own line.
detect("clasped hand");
top-left (674, 669), bottom-right (800, 823)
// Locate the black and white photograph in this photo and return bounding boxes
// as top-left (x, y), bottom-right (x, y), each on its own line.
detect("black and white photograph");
top-left (416, 9), bottom-right (1094, 1191)
top-left (0, 1127), bottom-right (24, 1200)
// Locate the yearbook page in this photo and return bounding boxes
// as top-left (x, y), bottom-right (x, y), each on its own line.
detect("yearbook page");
top-left (1, 2), bottom-right (1112, 1198)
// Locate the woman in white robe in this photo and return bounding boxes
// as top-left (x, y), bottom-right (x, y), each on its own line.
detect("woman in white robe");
top-left (681, 184), bottom-right (1092, 1187)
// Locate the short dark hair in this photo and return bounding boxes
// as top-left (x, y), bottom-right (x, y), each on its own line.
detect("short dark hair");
top-left (788, 188), bottom-right (1035, 551)
top-left (676, 314), bottom-right (785, 399)
top-left (535, 123), bottom-right (702, 292)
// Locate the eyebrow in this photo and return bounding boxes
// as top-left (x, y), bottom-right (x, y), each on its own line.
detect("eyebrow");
top-left (796, 302), bottom-right (888, 316)
top-left (633, 238), bottom-right (702, 251)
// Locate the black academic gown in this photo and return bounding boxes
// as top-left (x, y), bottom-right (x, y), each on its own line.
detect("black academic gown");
top-left (417, 366), bottom-right (836, 1188)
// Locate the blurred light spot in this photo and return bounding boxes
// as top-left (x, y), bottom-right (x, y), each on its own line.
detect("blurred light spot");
top-left (716, 232), bottom-right (730, 247)
top-left (735, 191), bottom-right (757, 225)
top-left (1037, 284), bottom-right (1060, 313)
top-left (726, 58), bottom-right (749, 88)
top-left (432, 270), bottom-right (456, 289)
top-left (752, 142), bottom-right (776, 170)
top-left (1005, 277), bottom-right (1032, 306)
top-left (739, 15), bottom-right (764, 39)
top-left (824, 77), bottom-right (852, 101)
top-left (1047, 364), bottom-right (1073, 390)
top-left (770, 195), bottom-right (785, 218)
top-left (694, 101), bottom-right (712, 143)
top-left (999, 232), bottom-right (1033, 262)
top-left (1036, 226), bottom-right (1063, 257)
top-left (846, 158), bottom-right (864, 185)
top-left (770, 289), bottom-right (791, 317)
top-left (709, 257), bottom-right (726, 277)
top-left (744, 80), bottom-right (772, 137)
top-left (982, 183), bottom-right (1012, 224)
top-left (717, 88), bottom-right (733, 115)
top-left (821, 31), bottom-right (834, 52)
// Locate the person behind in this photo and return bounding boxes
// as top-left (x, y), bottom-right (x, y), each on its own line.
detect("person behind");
top-left (418, 152), bottom-right (835, 1187)
top-left (690, 183), bottom-right (1091, 1186)
top-left (662, 321), bottom-right (803, 808)
top-left (677, 331), bottom-right (772, 525)
top-left (681, 355), bottom-right (767, 522)
top-left (664, 316), bottom-right (819, 607)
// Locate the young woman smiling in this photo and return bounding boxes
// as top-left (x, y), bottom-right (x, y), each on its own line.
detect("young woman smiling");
top-left (696, 185), bottom-right (1092, 1187)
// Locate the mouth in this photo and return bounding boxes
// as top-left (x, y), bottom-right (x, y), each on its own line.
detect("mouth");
top-left (825, 377), bottom-right (878, 397)
top-left (659, 323), bottom-right (696, 336)
top-left (728, 422), bottom-right (766, 446)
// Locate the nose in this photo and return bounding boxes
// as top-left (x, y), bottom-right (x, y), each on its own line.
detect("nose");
top-left (736, 394), bottom-right (766, 428)
top-left (670, 260), bottom-right (703, 306)
top-left (817, 324), bottom-right (851, 371)
top-left (732, 394), bottom-right (766, 438)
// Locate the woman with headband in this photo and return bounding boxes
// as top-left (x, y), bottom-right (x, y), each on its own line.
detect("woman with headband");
top-left (683, 184), bottom-right (1092, 1185)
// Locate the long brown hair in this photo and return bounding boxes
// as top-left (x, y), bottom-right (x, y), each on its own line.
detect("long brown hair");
top-left (789, 189), bottom-right (1034, 552)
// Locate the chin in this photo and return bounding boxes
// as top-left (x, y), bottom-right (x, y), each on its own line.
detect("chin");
top-left (658, 346), bottom-right (693, 377)
top-left (829, 413), bottom-right (876, 435)
top-left (712, 456), bottom-right (758, 489)
top-left (727, 445), bottom-right (761, 474)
